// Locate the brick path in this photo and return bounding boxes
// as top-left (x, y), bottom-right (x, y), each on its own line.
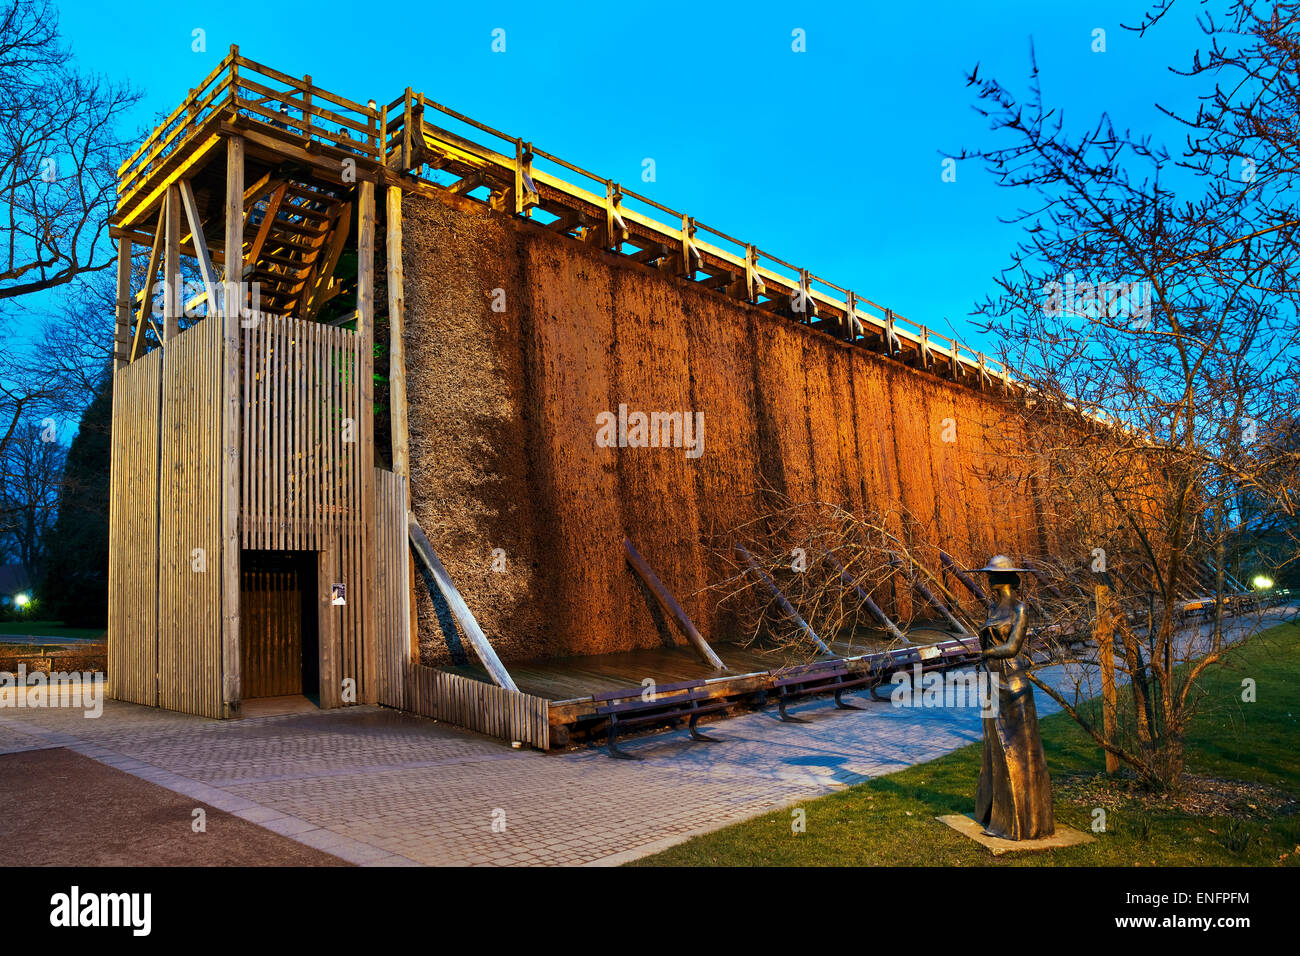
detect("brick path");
top-left (0, 609), bottom-right (1288, 866)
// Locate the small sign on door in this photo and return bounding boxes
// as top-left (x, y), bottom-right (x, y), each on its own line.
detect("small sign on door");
top-left (331, 583), bottom-right (347, 606)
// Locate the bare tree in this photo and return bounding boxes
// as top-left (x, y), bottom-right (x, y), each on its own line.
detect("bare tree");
top-left (0, 417), bottom-right (63, 579)
top-left (705, 4), bottom-right (1300, 793)
top-left (951, 1), bottom-right (1300, 788)
top-left (0, 0), bottom-right (140, 299)
top-left (705, 488), bottom-right (992, 659)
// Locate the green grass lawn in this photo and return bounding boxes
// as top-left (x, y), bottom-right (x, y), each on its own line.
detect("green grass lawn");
top-left (0, 620), bottom-right (106, 640)
top-left (633, 621), bottom-right (1300, 866)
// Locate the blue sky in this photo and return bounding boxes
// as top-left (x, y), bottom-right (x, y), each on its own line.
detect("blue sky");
top-left (55, 0), bottom-right (1201, 358)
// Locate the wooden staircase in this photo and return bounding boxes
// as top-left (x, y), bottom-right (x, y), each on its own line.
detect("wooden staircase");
top-left (242, 171), bottom-right (354, 320)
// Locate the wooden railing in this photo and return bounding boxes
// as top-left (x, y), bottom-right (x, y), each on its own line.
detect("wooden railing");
top-left (119, 51), bottom-right (1010, 391)
top-left (228, 55), bottom-right (380, 161)
top-left (382, 87), bottom-right (1013, 389)
top-left (117, 50), bottom-right (237, 205)
top-left (117, 47), bottom-right (381, 213)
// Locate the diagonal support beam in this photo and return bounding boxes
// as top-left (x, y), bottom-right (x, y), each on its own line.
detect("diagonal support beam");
top-left (821, 550), bottom-right (910, 644)
top-left (180, 178), bottom-right (221, 314)
top-left (130, 211), bottom-right (166, 362)
top-left (303, 202), bottom-right (352, 320)
top-left (890, 553), bottom-right (970, 634)
top-left (245, 182), bottom-right (288, 272)
top-left (736, 543), bottom-right (830, 655)
top-left (941, 550), bottom-right (992, 610)
top-left (624, 539), bottom-right (725, 670)
top-left (408, 512), bottom-right (518, 692)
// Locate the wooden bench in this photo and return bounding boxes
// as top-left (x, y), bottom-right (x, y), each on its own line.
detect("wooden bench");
top-left (868, 638), bottom-right (982, 700)
top-left (770, 659), bottom-right (877, 722)
top-left (935, 637), bottom-right (981, 662)
top-left (592, 679), bottom-right (731, 759)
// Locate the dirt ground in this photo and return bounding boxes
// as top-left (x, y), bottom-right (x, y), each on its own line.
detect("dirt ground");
top-left (0, 748), bottom-right (350, 866)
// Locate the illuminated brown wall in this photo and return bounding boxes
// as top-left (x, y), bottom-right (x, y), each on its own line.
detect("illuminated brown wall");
top-left (402, 191), bottom-right (1045, 665)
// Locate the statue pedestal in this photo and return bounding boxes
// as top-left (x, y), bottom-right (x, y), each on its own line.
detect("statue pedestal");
top-left (936, 814), bottom-right (1095, 856)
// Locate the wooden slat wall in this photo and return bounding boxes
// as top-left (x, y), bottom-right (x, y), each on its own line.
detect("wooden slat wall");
top-left (107, 349), bottom-right (163, 706)
top-left (374, 467), bottom-right (409, 709)
top-left (405, 664), bottom-right (551, 750)
top-left (242, 314), bottom-right (368, 707)
top-left (241, 314), bottom-right (359, 551)
top-left (158, 317), bottom-right (225, 718)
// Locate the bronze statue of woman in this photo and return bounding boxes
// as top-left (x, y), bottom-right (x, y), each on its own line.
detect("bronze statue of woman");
top-left (973, 555), bottom-right (1055, 840)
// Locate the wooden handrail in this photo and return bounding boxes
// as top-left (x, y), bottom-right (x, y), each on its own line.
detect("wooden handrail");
top-left (118, 49), bottom-right (381, 212)
top-left (392, 94), bottom-right (1014, 387)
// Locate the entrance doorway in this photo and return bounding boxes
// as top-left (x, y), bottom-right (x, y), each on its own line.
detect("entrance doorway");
top-left (240, 550), bottom-right (320, 703)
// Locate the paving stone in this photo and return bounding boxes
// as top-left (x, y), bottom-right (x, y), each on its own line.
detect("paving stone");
top-left (0, 611), bottom-right (1283, 866)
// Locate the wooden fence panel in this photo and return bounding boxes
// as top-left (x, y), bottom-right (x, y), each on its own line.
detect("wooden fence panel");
top-left (404, 663), bottom-right (550, 750)
top-left (241, 315), bottom-right (359, 551)
top-left (108, 349), bottom-right (163, 706)
top-left (158, 318), bottom-right (224, 718)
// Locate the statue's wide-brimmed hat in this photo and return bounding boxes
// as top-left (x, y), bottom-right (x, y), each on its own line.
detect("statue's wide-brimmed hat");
top-left (975, 554), bottom-right (1030, 573)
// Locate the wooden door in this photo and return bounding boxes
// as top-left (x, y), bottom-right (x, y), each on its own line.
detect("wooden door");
top-left (240, 550), bottom-right (310, 698)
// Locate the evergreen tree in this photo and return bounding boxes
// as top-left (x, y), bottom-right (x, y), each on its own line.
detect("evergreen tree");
top-left (40, 369), bottom-right (111, 627)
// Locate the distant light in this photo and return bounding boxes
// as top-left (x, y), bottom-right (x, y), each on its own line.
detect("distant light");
top-left (1252, 575), bottom-right (1274, 590)
top-left (13, 592), bottom-right (29, 607)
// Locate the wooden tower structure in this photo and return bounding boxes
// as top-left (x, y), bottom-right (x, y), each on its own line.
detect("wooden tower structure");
top-left (108, 49), bottom-right (401, 717)
top-left (108, 46), bottom-right (1018, 742)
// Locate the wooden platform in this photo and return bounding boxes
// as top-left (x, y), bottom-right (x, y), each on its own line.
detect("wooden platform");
top-left (441, 623), bottom-right (974, 743)
top-left (446, 641), bottom-right (781, 702)
top-left (446, 624), bottom-right (959, 702)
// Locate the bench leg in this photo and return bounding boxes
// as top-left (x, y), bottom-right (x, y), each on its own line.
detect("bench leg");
top-left (834, 682), bottom-right (863, 710)
top-left (688, 707), bottom-right (721, 743)
top-left (778, 691), bottom-right (809, 723)
top-left (606, 717), bottom-right (641, 760)
top-left (869, 675), bottom-right (892, 702)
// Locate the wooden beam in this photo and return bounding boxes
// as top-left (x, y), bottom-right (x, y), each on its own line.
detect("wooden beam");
top-left (624, 539), bottom-right (725, 670)
top-left (303, 203), bottom-right (351, 319)
top-left (163, 185), bottom-right (181, 343)
top-left (245, 182), bottom-right (287, 272)
top-left (407, 512), bottom-right (518, 691)
top-left (386, 186), bottom-right (409, 483)
top-left (179, 178), bottom-right (220, 313)
top-left (220, 136), bottom-right (244, 717)
top-left (289, 197), bottom-right (341, 316)
top-left (735, 543), bottom-right (830, 655)
top-left (241, 171), bottom-right (282, 208)
top-left (890, 553), bottom-right (971, 635)
top-left (220, 121), bottom-right (379, 183)
top-left (822, 550), bottom-right (909, 644)
top-left (114, 237), bottom-right (132, 371)
top-left (318, 547), bottom-right (340, 708)
top-left (116, 132), bottom-right (224, 230)
top-left (449, 171), bottom-right (483, 195)
top-left (940, 550), bottom-right (992, 610)
top-left (131, 212), bottom-right (165, 363)
top-left (358, 179), bottom-right (377, 704)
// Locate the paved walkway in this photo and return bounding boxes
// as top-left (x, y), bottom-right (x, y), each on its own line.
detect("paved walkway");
top-left (0, 609), bottom-right (1290, 866)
